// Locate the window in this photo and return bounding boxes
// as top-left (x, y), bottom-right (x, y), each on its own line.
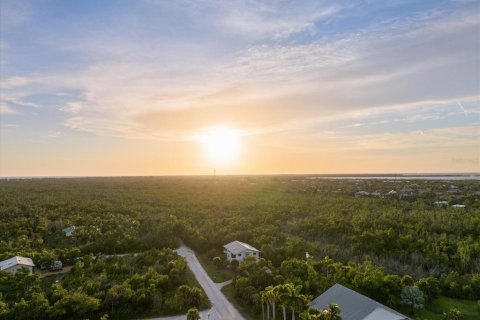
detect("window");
top-left (238, 254), bottom-right (242, 256)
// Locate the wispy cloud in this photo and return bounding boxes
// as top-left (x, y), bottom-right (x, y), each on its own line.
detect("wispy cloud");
top-left (33, 5), bottom-right (475, 142)
top-left (0, 0), bottom-right (33, 30)
top-left (0, 103), bottom-right (18, 114)
top-left (1, 1), bottom-right (479, 145)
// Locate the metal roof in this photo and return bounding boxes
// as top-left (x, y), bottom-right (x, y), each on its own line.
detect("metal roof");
top-left (62, 225), bottom-right (76, 233)
top-left (223, 241), bottom-right (260, 255)
top-left (0, 256), bottom-right (35, 271)
top-left (309, 283), bottom-right (409, 320)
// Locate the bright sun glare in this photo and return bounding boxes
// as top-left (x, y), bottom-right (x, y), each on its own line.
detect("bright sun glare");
top-left (197, 126), bottom-right (241, 165)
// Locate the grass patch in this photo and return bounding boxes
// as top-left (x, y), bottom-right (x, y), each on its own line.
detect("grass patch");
top-left (221, 283), bottom-right (262, 320)
top-left (415, 296), bottom-right (480, 320)
top-left (196, 252), bottom-right (234, 283)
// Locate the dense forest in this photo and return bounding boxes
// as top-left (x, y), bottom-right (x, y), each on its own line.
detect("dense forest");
top-left (0, 176), bottom-right (479, 319)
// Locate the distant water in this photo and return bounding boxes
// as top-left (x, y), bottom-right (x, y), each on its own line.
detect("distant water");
top-left (307, 174), bottom-right (480, 181)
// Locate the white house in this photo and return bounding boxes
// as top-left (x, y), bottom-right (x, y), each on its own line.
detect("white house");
top-left (452, 204), bottom-right (466, 208)
top-left (62, 225), bottom-right (76, 237)
top-left (0, 256), bottom-right (35, 274)
top-left (223, 240), bottom-right (260, 262)
top-left (386, 190), bottom-right (397, 196)
top-left (310, 283), bottom-right (410, 320)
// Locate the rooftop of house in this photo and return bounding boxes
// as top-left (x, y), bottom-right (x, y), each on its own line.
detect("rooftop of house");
top-left (62, 225), bottom-right (76, 233)
top-left (0, 256), bottom-right (35, 271)
top-left (224, 240), bottom-right (260, 255)
top-left (309, 283), bottom-right (409, 320)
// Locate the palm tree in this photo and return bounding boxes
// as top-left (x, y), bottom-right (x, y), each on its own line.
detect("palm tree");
top-left (320, 304), bottom-right (341, 320)
top-left (299, 304), bottom-right (341, 320)
top-left (260, 291), bottom-right (267, 320)
top-left (264, 285), bottom-right (280, 320)
top-left (284, 283), bottom-right (308, 320)
top-left (186, 308), bottom-right (200, 320)
top-left (278, 284), bottom-right (289, 320)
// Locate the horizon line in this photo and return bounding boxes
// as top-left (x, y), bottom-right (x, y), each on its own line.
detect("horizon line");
top-left (1, 172), bottom-right (479, 180)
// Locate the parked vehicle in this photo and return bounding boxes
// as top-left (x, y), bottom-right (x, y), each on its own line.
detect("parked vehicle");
top-left (49, 260), bottom-right (63, 271)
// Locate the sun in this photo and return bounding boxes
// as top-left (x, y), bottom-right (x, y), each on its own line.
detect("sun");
top-left (197, 126), bottom-right (241, 165)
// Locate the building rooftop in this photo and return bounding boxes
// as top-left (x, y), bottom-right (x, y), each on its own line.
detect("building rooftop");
top-left (62, 225), bottom-right (76, 233)
top-left (0, 256), bottom-right (35, 271)
top-left (224, 240), bottom-right (260, 255)
top-left (309, 283), bottom-right (409, 320)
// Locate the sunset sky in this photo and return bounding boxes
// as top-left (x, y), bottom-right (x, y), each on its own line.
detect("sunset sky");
top-left (1, 0), bottom-right (479, 176)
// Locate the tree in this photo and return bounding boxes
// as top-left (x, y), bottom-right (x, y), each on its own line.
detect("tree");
top-left (400, 286), bottom-right (424, 315)
top-left (441, 308), bottom-right (464, 320)
top-left (299, 304), bottom-right (341, 320)
top-left (105, 283), bottom-right (134, 313)
top-left (50, 291), bottom-right (100, 319)
top-left (319, 304), bottom-right (341, 320)
top-left (29, 292), bottom-right (50, 320)
top-left (189, 287), bottom-right (203, 308)
top-left (265, 285), bottom-right (281, 320)
top-left (186, 307), bottom-right (200, 320)
top-left (260, 291), bottom-right (267, 320)
top-left (176, 285), bottom-right (203, 308)
top-left (278, 284), bottom-right (289, 320)
top-left (416, 277), bottom-right (440, 303)
top-left (230, 258), bottom-right (240, 271)
top-left (213, 256), bottom-right (222, 269)
top-left (0, 297), bottom-right (8, 318)
top-left (401, 275), bottom-right (415, 287)
top-left (280, 283), bottom-right (308, 320)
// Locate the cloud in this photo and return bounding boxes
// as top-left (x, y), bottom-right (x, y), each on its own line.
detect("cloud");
top-left (145, 0), bottom-right (343, 41)
top-left (0, 0), bottom-right (33, 30)
top-left (0, 76), bottom-right (41, 110)
top-left (213, 1), bottom-right (342, 40)
top-left (45, 131), bottom-right (61, 138)
top-left (0, 103), bottom-right (18, 114)
top-left (0, 76), bottom-right (30, 89)
top-left (281, 124), bottom-right (480, 153)
top-left (2, 3), bottom-right (478, 147)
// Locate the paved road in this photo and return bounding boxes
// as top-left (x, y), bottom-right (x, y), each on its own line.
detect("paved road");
top-left (175, 245), bottom-right (245, 320)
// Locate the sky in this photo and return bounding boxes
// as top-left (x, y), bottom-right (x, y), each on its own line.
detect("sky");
top-left (0, 0), bottom-right (479, 176)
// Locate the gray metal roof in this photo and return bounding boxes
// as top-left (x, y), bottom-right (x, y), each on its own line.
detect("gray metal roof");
top-left (309, 283), bottom-right (409, 320)
top-left (223, 241), bottom-right (259, 255)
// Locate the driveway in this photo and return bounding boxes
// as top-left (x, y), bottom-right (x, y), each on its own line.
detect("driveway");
top-left (175, 245), bottom-right (245, 320)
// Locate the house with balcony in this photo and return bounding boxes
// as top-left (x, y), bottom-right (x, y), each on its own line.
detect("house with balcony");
top-left (223, 240), bottom-right (260, 262)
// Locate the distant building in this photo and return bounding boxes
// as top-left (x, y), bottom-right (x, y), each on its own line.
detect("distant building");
top-left (447, 185), bottom-right (461, 194)
top-left (355, 191), bottom-right (370, 197)
top-left (386, 190), bottom-right (397, 196)
top-left (370, 192), bottom-right (381, 197)
top-left (309, 283), bottom-right (410, 320)
top-left (399, 188), bottom-right (414, 197)
top-left (223, 240), bottom-right (260, 262)
top-left (62, 225), bottom-right (76, 237)
top-left (452, 204), bottom-right (466, 209)
top-left (434, 201), bottom-right (449, 206)
top-left (0, 256), bottom-right (35, 274)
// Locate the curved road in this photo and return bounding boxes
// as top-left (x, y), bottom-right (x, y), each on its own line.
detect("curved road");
top-left (176, 245), bottom-right (245, 320)
top-left (146, 244), bottom-right (245, 320)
